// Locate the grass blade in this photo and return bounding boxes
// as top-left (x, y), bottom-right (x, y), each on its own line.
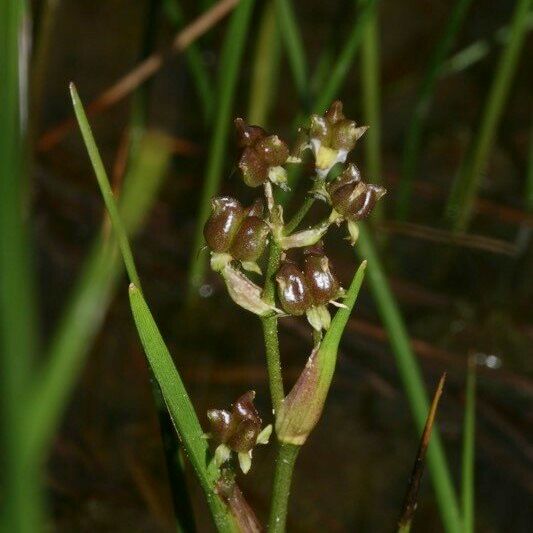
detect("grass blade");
top-left (397, 373), bottom-right (447, 532)
top-left (27, 131), bottom-right (172, 460)
top-left (162, 0), bottom-right (214, 122)
top-left (70, 85), bottom-right (236, 532)
top-left (248, 0), bottom-right (281, 125)
top-left (0, 0), bottom-right (42, 529)
top-left (461, 356), bottom-right (477, 533)
top-left (360, 0), bottom-right (383, 221)
top-left (70, 84), bottom-right (141, 288)
top-left (129, 285), bottom-right (236, 532)
top-left (186, 0), bottom-right (255, 296)
top-left (356, 224), bottom-right (462, 533)
top-left (395, 0), bottom-right (473, 220)
top-left (445, 0), bottom-right (531, 232)
top-left (275, 0), bottom-right (310, 110)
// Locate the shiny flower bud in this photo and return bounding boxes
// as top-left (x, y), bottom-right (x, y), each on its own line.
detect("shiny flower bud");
top-left (235, 118), bottom-right (289, 188)
top-left (303, 244), bottom-right (341, 306)
top-left (328, 164), bottom-right (386, 221)
top-left (275, 261), bottom-right (313, 316)
top-left (203, 197), bottom-right (244, 253)
top-left (308, 101), bottom-right (368, 177)
top-left (208, 391), bottom-right (272, 474)
top-left (230, 217), bottom-right (270, 263)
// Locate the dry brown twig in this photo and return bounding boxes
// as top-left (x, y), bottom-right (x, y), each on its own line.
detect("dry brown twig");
top-left (37, 0), bottom-right (239, 152)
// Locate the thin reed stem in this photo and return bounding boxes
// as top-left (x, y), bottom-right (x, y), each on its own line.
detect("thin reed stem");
top-left (268, 443), bottom-right (300, 532)
top-left (461, 356), bottom-right (476, 533)
top-left (395, 0), bottom-right (473, 220)
top-left (446, 0), bottom-right (531, 232)
top-left (186, 0), bottom-right (254, 297)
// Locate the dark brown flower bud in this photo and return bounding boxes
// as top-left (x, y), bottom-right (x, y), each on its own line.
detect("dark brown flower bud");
top-left (304, 244), bottom-right (341, 306)
top-left (307, 101), bottom-right (367, 177)
top-left (328, 164), bottom-right (386, 221)
top-left (208, 391), bottom-right (262, 453)
top-left (203, 197), bottom-right (244, 253)
top-left (235, 118), bottom-right (289, 188)
top-left (275, 261), bottom-right (313, 316)
top-left (235, 118), bottom-right (267, 148)
top-left (230, 217), bottom-right (270, 263)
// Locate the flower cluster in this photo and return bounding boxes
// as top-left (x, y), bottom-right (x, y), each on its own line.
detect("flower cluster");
top-left (203, 101), bottom-right (385, 475)
top-left (276, 243), bottom-right (344, 331)
top-left (207, 391), bottom-right (272, 474)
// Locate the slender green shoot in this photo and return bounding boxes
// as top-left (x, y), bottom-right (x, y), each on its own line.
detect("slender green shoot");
top-left (26, 132), bottom-right (172, 461)
top-left (268, 444), bottom-right (300, 532)
top-left (0, 0), bottom-right (42, 530)
top-left (356, 225), bottom-right (462, 533)
top-left (445, 0), bottom-right (531, 233)
top-left (186, 0), bottom-right (254, 296)
top-left (397, 373), bottom-right (447, 532)
top-left (70, 84), bottom-right (141, 288)
top-left (314, 0), bottom-right (377, 114)
top-left (275, 0), bottom-right (310, 110)
top-left (526, 114), bottom-right (533, 211)
top-left (461, 356), bottom-right (476, 533)
top-left (70, 88), bottom-right (236, 531)
top-left (129, 286), bottom-right (236, 532)
top-left (360, 0), bottom-right (383, 221)
top-left (162, 0), bottom-right (214, 122)
top-left (395, 0), bottom-right (473, 220)
top-left (248, 1), bottom-right (281, 125)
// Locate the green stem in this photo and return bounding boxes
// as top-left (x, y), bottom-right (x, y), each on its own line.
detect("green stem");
top-left (247, 1), bottom-right (280, 125)
top-left (275, 0), bottom-right (309, 110)
top-left (186, 0), bottom-right (254, 297)
top-left (356, 224), bottom-right (462, 533)
top-left (445, 0), bottom-right (531, 232)
top-left (395, 0), bottom-right (473, 220)
top-left (461, 357), bottom-right (476, 533)
top-left (360, 0), bottom-right (383, 222)
top-left (162, 0), bottom-right (214, 123)
top-left (261, 243), bottom-right (285, 413)
top-left (268, 443), bottom-right (300, 532)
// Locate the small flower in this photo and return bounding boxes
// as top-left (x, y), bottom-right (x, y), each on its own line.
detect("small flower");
top-left (327, 163), bottom-right (386, 222)
top-left (208, 391), bottom-right (272, 474)
top-left (204, 196), bottom-right (271, 274)
top-left (235, 118), bottom-right (290, 188)
top-left (275, 243), bottom-right (344, 332)
top-left (307, 101), bottom-right (368, 178)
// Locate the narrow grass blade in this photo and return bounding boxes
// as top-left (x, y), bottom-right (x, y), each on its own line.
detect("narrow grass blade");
top-left (397, 373), bottom-right (447, 533)
top-left (70, 84), bottom-right (141, 288)
top-left (395, 0), bottom-right (473, 221)
top-left (70, 86), bottom-right (236, 532)
top-left (27, 132), bottom-right (172, 460)
top-left (461, 356), bottom-right (476, 533)
top-left (129, 286), bottom-right (236, 532)
top-left (314, 0), bottom-right (377, 114)
top-left (356, 224), bottom-right (462, 533)
top-left (248, 0), bottom-right (281, 125)
top-left (446, 0), bottom-right (531, 233)
top-left (0, 0), bottom-right (42, 529)
top-left (360, 1), bottom-right (383, 221)
top-left (275, 0), bottom-right (310, 110)
top-left (186, 0), bottom-right (254, 296)
top-left (162, 0), bottom-right (214, 122)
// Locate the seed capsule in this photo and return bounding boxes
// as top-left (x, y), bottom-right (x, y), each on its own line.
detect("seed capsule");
top-left (328, 164), bottom-right (386, 221)
top-left (203, 197), bottom-right (244, 253)
top-left (307, 101), bottom-right (368, 177)
top-left (235, 118), bottom-right (289, 188)
top-left (230, 217), bottom-right (270, 262)
top-left (304, 244), bottom-right (340, 306)
top-left (275, 260), bottom-right (313, 316)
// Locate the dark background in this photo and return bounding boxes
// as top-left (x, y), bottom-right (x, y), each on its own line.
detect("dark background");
top-left (31, 0), bottom-right (532, 531)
